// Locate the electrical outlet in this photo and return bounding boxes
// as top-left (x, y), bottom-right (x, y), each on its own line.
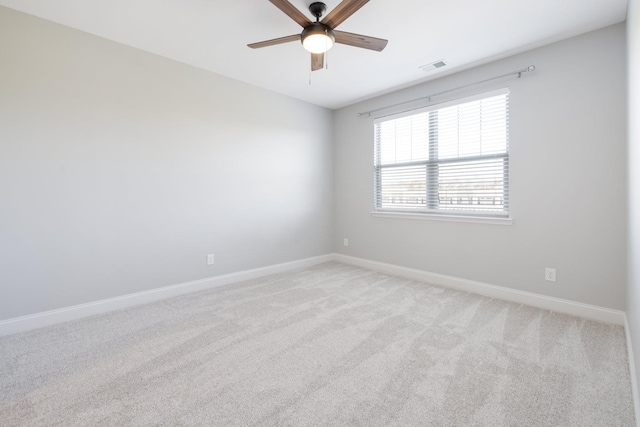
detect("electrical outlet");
top-left (207, 254), bottom-right (215, 265)
top-left (343, 238), bottom-right (349, 247)
top-left (545, 268), bottom-right (556, 282)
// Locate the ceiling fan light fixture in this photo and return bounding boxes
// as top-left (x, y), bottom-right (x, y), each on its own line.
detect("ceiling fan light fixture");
top-left (248, 0), bottom-right (388, 72)
top-left (301, 24), bottom-right (335, 54)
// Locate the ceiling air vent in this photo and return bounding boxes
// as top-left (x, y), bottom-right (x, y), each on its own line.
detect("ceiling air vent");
top-left (419, 59), bottom-right (447, 72)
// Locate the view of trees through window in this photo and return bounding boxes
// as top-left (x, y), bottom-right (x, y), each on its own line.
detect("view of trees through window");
top-left (374, 90), bottom-right (509, 216)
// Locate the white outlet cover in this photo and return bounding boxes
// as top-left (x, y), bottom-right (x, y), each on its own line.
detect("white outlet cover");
top-left (545, 268), bottom-right (556, 282)
top-left (207, 254), bottom-right (215, 265)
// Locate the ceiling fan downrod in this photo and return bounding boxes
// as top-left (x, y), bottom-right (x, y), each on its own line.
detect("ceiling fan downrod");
top-left (308, 2), bottom-right (327, 22)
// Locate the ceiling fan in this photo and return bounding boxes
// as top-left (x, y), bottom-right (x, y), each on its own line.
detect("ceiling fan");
top-left (248, 0), bottom-right (388, 71)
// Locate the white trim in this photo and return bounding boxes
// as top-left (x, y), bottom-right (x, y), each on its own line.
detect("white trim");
top-left (0, 254), bottom-right (333, 337)
top-left (371, 211), bottom-right (513, 225)
top-left (333, 254), bottom-right (625, 325)
top-left (0, 252), bottom-right (626, 337)
top-left (625, 314), bottom-right (640, 427)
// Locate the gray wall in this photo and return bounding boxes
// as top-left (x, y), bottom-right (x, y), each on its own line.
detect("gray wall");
top-left (0, 7), bottom-right (333, 320)
top-left (0, 6), bottom-right (630, 324)
top-left (627, 0), bottom-right (640, 401)
top-left (333, 24), bottom-right (627, 310)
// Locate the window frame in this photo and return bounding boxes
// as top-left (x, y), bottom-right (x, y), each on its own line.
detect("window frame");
top-left (373, 88), bottom-right (511, 221)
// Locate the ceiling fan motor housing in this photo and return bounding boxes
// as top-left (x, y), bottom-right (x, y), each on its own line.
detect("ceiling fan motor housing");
top-left (301, 23), bottom-right (335, 41)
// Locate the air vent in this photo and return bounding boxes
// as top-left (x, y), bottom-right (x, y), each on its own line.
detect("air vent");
top-left (419, 59), bottom-right (447, 72)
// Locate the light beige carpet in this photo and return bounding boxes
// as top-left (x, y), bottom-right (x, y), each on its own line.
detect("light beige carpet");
top-left (0, 262), bottom-right (635, 426)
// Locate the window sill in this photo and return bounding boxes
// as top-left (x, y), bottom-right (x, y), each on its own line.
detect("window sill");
top-left (371, 211), bottom-right (513, 225)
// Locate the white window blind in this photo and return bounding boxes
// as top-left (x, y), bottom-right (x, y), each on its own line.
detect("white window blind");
top-left (374, 89), bottom-right (509, 217)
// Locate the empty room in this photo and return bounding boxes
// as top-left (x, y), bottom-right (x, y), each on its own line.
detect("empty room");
top-left (2, 0), bottom-right (640, 425)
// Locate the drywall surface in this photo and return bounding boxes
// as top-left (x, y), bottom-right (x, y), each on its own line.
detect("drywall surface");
top-left (627, 0), bottom-right (640, 402)
top-left (0, 6), bottom-right (333, 320)
top-left (333, 24), bottom-right (627, 310)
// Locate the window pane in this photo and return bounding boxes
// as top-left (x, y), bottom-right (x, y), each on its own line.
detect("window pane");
top-left (377, 166), bottom-right (427, 209)
top-left (376, 113), bottom-right (429, 165)
top-left (437, 158), bottom-right (507, 213)
top-left (437, 94), bottom-right (508, 159)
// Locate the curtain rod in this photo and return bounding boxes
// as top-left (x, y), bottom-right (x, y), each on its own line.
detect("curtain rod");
top-left (357, 65), bottom-right (536, 117)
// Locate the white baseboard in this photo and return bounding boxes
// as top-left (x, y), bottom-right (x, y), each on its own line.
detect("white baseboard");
top-left (0, 254), bottom-right (333, 337)
top-left (333, 254), bottom-right (626, 325)
top-left (0, 252), bottom-right (626, 337)
top-left (625, 314), bottom-right (640, 427)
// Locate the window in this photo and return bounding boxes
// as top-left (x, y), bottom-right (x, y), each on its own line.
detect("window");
top-left (374, 89), bottom-right (509, 218)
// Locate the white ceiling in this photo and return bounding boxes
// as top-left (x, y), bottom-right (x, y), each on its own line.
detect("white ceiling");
top-left (0, 0), bottom-right (628, 109)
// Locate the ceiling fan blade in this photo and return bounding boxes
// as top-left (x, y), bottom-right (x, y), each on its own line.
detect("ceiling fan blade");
top-left (248, 34), bottom-right (300, 49)
top-left (268, 0), bottom-right (312, 27)
top-left (311, 53), bottom-right (324, 71)
top-left (334, 30), bottom-right (388, 52)
top-left (321, 0), bottom-right (369, 28)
